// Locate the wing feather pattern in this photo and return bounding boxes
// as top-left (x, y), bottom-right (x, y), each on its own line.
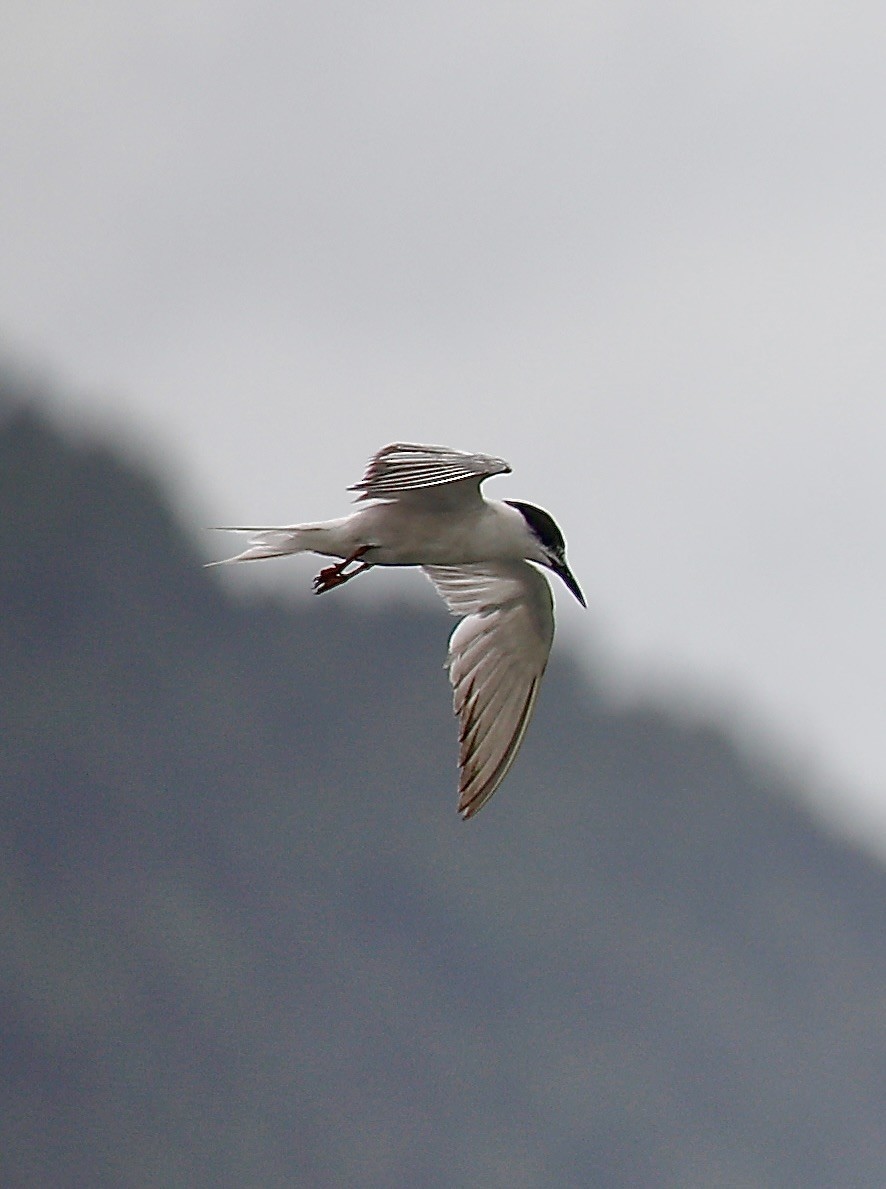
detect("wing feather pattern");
top-left (350, 442), bottom-right (511, 502)
top-left (423, 561), bottom-right (556, 818)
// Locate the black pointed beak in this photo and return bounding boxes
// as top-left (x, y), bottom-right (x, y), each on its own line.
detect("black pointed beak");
top-left (552, 558), bottom-right (587, 608)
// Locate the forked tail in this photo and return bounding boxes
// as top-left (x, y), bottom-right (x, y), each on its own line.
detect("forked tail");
top-left (205, 527), bottom-right (307, 567)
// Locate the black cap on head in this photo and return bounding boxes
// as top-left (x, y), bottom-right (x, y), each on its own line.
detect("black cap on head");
top-left (505, 500), bottom-right (565, 554)
top-left (505, 500), bottom-right (586, 607)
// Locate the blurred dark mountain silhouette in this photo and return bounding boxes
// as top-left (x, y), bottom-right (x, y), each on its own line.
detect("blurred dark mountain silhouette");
top-left (2, 383), bottom-right (884, 1187)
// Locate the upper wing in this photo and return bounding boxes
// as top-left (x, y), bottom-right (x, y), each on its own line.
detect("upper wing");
top-left (423, 561), bottom-right (556, 819)
top-left (350, 442), bottom-right (511, 503)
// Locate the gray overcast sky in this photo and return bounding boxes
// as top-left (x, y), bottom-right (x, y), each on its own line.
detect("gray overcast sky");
top-left (3, 3), bottom-right (886, 852)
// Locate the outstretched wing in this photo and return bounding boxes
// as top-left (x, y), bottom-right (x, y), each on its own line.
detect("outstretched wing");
top-left (423, 561), bottom-right (556, 819)
top-left (350, 442), bottom-right (511, 503)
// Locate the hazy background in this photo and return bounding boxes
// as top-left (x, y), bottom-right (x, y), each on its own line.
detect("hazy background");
top-left (3, 2), bottom-right (886, 851)
top-left (3, 394), bottom-right (885, 1187)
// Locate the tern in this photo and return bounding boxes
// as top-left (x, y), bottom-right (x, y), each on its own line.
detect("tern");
top-left (210, 443), bottom-right (586, 818)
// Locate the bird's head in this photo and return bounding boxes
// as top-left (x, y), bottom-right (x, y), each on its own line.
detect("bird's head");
top-left (505, 500), bottom-right (586, 607)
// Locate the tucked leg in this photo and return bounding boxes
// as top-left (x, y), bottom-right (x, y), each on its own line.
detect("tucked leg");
top-left (312, 547), bottom-right (372, 594)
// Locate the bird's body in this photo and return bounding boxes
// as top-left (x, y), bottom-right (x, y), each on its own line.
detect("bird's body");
top-left (231, 498), bottom-right (547, 567)
top-left (210, 443), bottom-right (585, 818)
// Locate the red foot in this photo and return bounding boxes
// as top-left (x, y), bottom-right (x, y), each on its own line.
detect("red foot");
top-left (312, 548), bottom-right (371, 595)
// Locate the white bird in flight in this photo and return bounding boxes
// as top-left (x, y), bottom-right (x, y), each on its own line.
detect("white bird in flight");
top-left (210, 442), bottom-right (586, 819)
